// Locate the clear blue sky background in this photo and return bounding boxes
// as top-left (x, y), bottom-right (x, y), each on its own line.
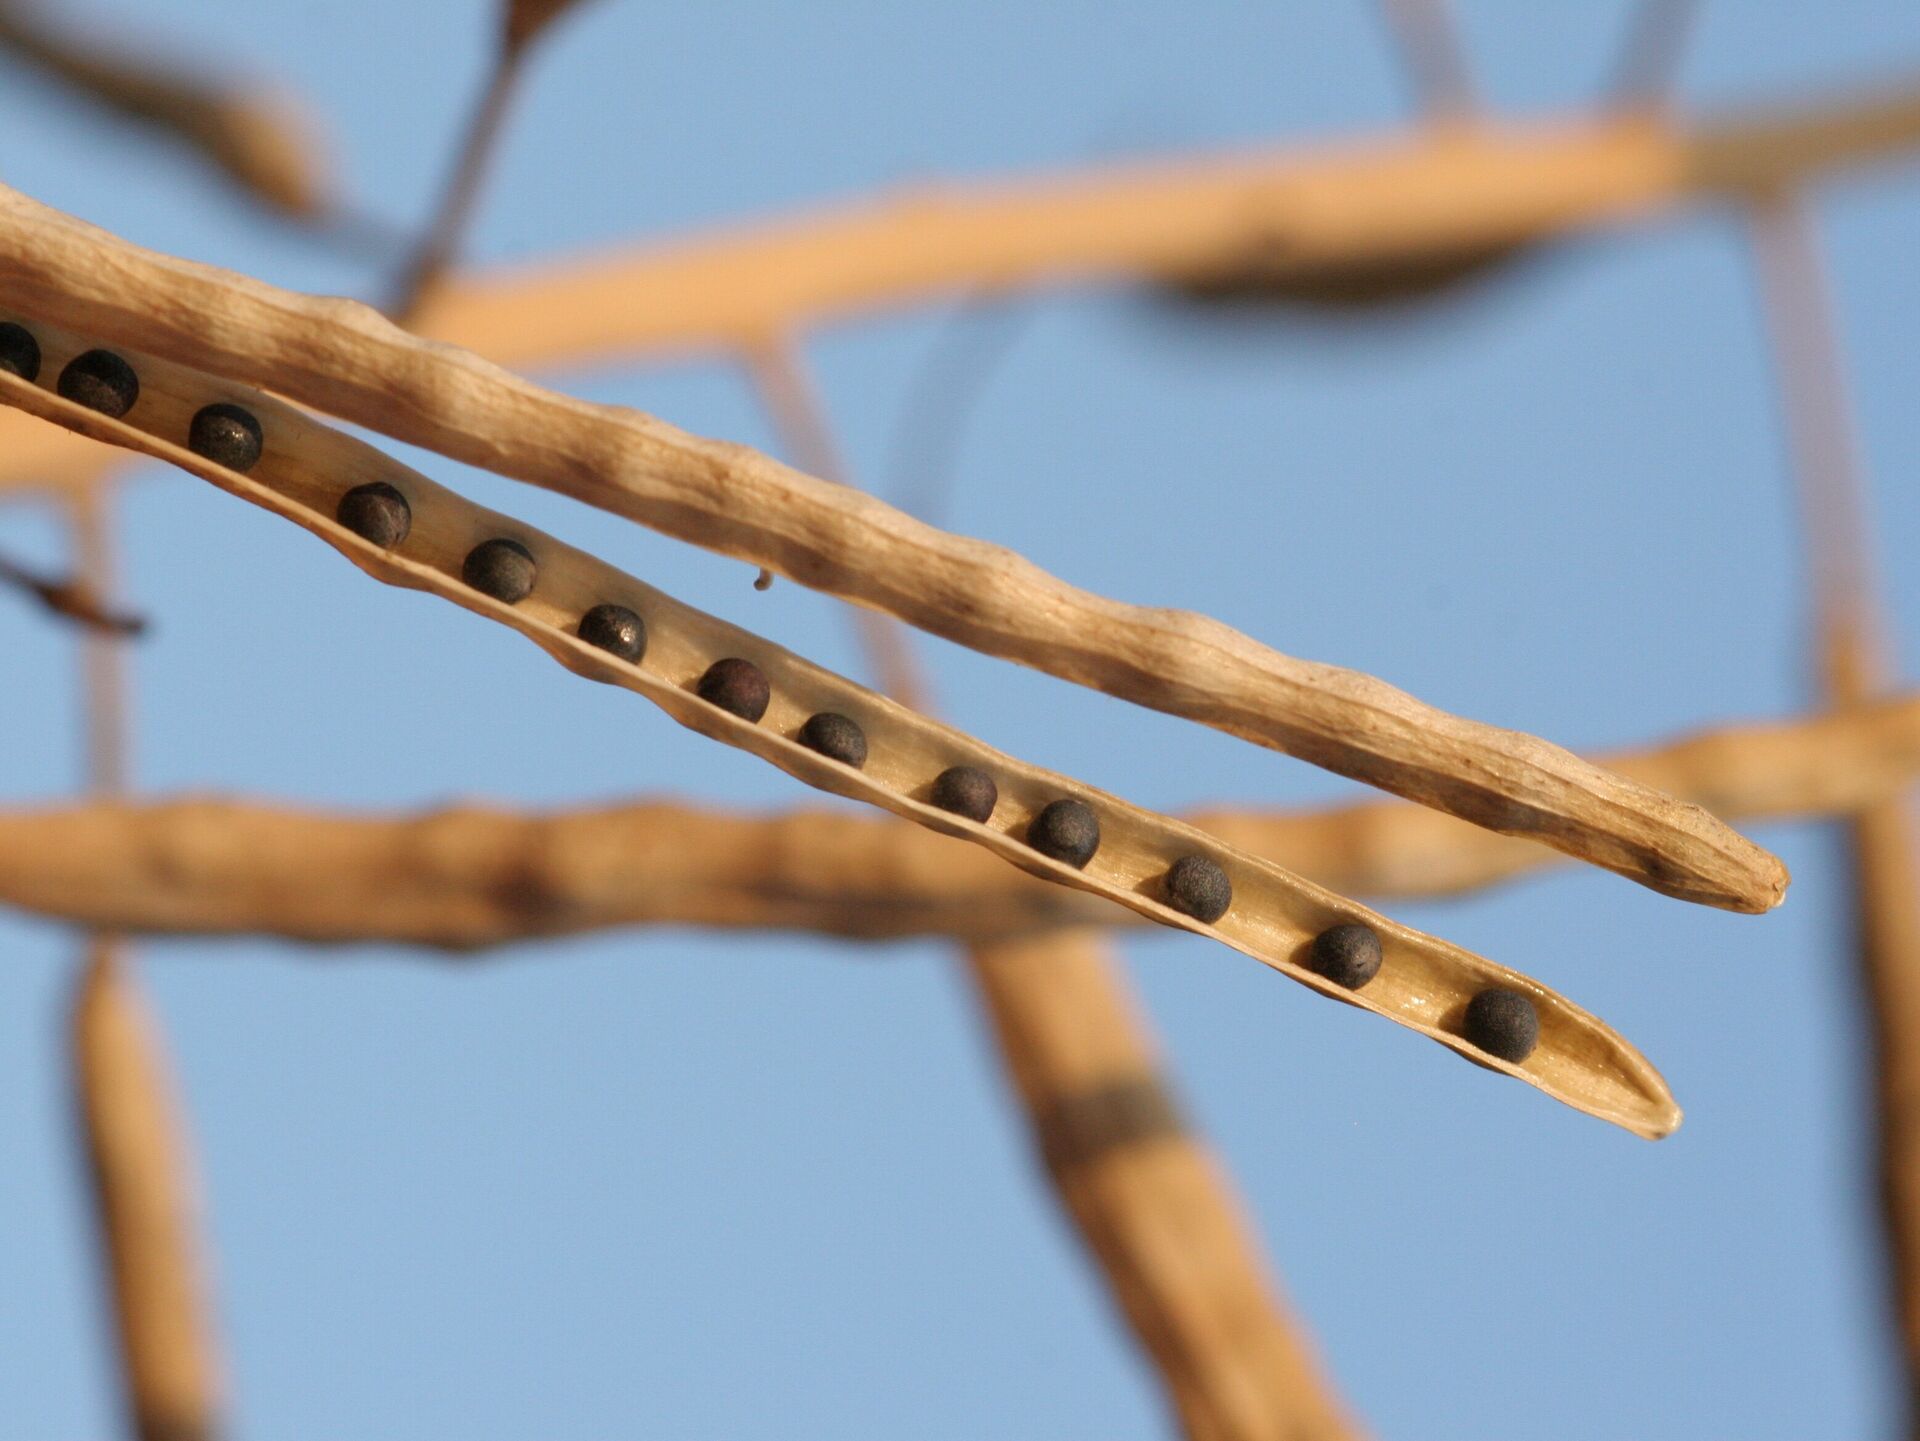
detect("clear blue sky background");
top-left (3, 3), bottom-right (1919, 1437)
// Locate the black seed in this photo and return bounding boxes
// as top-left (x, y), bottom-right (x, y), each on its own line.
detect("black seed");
top-left (578, 603), bottom-right (647, 662)
top-left (463, 537), bottom-right (536, 603)
top-left (0, 322), bottom-right (40, 381)
top-left (798, 711), bottom-right (867, 768)
top-left (1464, 987), bottom-right (1539, 1064)
top-left (1307, 922), bottom-right (1383, 990)
top-left (58, 349), bottom-right (139, 417)
top-left (336, 482), bottom-right (411, 547)
top-left (930, 765), bottom-right (997, 822)
top-left (1164, 855), bottom-right (1232, 923)
top-left (187, 402), bottom-right (263, 472)
top-left (697, 657), bottom-right (770, 722)
top-left (1029, 798), bottom-right (1100, 869)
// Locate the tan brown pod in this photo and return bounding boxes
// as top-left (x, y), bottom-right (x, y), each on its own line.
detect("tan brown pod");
top-left (0, 320), bottom-right (1679, 1138)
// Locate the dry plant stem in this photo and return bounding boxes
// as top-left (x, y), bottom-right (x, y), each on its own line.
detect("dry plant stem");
top-left (1377, 0), bottom-right (1476, 122)
top-left (387, 50), bottom-right (526, 319)
top-left (72, 941), bottom-right (222, 1441)
top-left (66, 484), bottom-right (223, 1441)
top-left (970, 931), bottom-right (1361, 1441)
top-left (750, 338), bottom-right (1362, 1439)
top-left (8, 695), bottom-right (1919, 949)
top-left (0, 187), bottom-right (1785, 914)
top-left (0, 545), bottom-right (145, 635)
top-left (408, 81), bottom-right (1920, 367)
top-left (1750, 196), bottom-right (1920, 1419)
top-left (1605, 0), bottom-right (1701, 111)
top-left (0, 1), bottom-right (325, 218)
top-left (0, 324), bottom-right (1678, 1135)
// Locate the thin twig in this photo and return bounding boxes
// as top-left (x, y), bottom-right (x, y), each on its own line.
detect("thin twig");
top-left (1605, 0), bottom-right (1703, 112)
top-left (0, 545), bottom-right (146, 634)
top-left (0, 0), bottom-right (328, 220)
top-left (1377, 0), bottom-right (1477, 123)
top-left (1749, 194), bottom-right (1920, 1426)
top-left (64, 481), bottom-right (222, 1441)
top-left (386, 52), bottom-right (527, 319)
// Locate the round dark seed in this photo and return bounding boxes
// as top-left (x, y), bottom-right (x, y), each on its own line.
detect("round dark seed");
top-left (798, 711), bottom-right (867, 768)
top-left (930, 765), bottom-right (997, 823)
top-left (0, 322), bottom-right (40, 381)
top-left (1163, 854), bottom-right (1232, 924)
top-left (1463, 987), bottom-right (1540, 1064)
top-left (336, 482), bottom-right (412, 548)
top-left (1028, 798), bottom-right (1100, 869)
top-left (697, 657), bottom-right (770, 722)
top-left (58, 349), bottom-right (139, 417)
top-left (1307, 922), bottom-right (1383, 990)
top-left (578, 603), bottom-right (647, 662)
top-left (462, 537), bottom-right (536, 604)
top-left (187, 402), bottom-right (263, 472)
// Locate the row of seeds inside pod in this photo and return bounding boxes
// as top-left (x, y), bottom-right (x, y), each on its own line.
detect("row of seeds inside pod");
top-left (0, 322), bottom-right (1542, 1064)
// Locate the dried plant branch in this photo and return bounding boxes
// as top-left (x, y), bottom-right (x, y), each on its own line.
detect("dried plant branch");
top-left (64, 480), bottom-right (221, 1441)
top-left (72, 941), bottom-right (222, 1441)
top-left (1377, 0), bottom-right (1477, 123)
top-left (0, 0), bottom-right (327, 220)
top-left (1605, 0), bottom-right (1701, 112)
top-left (0, 192), bottom-right (1787, 914)
top-left (405, 79), bottom-right (1920, 365)
top-left (0, 543), bottom-right (145, 635)
top-left (750, 336), bottom-right (1365, 1438)
top-left (386, 0), bottom-right (590, 317)
top-left (969, 931), bottom-right (1363, 1440)
top-left (1750, 195), bottom-right (1920, 1423)
top-left (6, 691), bottom-right (1916, 949)
top-left (0, 320), bottom-right (1678, 1135)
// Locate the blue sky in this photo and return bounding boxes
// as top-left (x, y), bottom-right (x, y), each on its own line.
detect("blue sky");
top-left (3, 3), bottom-right (1920, 1437)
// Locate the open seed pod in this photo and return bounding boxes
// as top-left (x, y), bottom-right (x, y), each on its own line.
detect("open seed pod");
top-left (0, 314), bottom-right (1682, 1137)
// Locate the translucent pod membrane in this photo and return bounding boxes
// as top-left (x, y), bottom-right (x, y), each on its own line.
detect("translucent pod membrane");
top-left (0, 315), bottom-right (1681, 1139)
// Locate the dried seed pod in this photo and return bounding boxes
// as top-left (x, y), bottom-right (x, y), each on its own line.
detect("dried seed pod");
top-left (57, 349), bottom-right (138, 417)
top-left (186, 402), bottom-right (262, 473)
top-left (798, 711), bottom-right (867, 769)
top-left (1308, 923), bottom-right (1384, 991)
top-left (1464, 988), bottom-right (1540, 1063)
top-left (0, 331), bottom-right (1681, 1137)
top-left (1030, 799), bottom-right (1100, 869)
top-left (335, 481), bottom-right (411, 548)
top-left (0, 181), bottom-right (1785, 915)
top-left (1164, 854), bottom-right (1232, 924)
top-left (697, 658), bottom-right (770, 723)
top-left (577, 602), bottom-right (646, 662)
top-left (930, 765), bottom-right (998, 823)
top-left (0, 321), bottom-right (39, 381)
top-left (462, 537), bottom-right (535, 603)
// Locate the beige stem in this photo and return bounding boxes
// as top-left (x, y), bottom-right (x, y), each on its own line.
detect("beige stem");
top-left (1750, 195), bottom-right (1920, 1422)
top-left (1, 696), bottom-right (1910, 949)
top-left (64, 482), bottom-right (221, 1441)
